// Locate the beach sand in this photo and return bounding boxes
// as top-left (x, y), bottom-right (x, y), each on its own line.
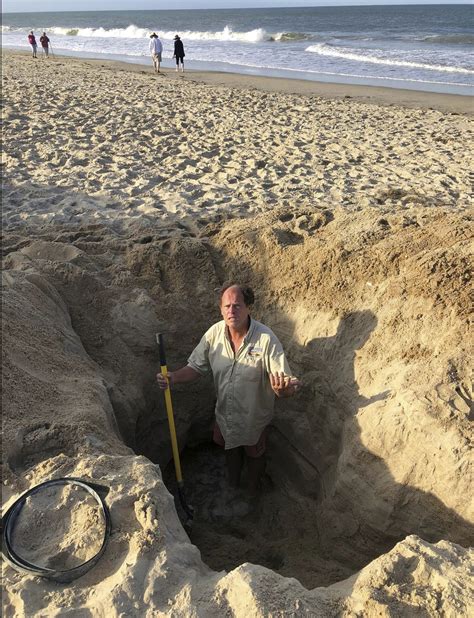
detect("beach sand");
top-left (2, 50), bottom-right (473, 616)
top-left (3, 50), bottom-right (472, 233)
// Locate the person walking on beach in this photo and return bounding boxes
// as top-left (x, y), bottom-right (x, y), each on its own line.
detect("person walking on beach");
top-left (149, 32), bottom-right (163, 74)
top-left (156, 283), bottom-right (301, 497)
top-left (173, 34), bottom-right (185, 73)
top-left (40, 32), bottom-right (50, 58)
top-left (28, 31), bottom-right (38, 58)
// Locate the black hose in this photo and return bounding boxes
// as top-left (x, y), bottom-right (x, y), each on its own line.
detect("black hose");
top-left (2, 477), bottom-right (111, 583)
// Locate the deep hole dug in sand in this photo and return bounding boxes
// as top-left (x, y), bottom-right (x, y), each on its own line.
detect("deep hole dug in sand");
top-left (3, 207), bottom-right (472, 599)
top-left (162, 440), bottom-right (354, 589)
top-left (126, 210), bottom-right (472, 589)
top-left (132, 296), bottom-right (471, 590)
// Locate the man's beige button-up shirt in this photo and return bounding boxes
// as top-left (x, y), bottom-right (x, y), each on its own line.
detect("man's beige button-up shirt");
top-left (187, 318), bottom-right (292, 450)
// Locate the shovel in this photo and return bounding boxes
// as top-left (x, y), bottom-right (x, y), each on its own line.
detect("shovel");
top-left (156, 333), bottom-right (194, 526)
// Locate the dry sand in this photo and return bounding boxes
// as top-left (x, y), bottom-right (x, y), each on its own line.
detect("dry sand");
top-left (2, 50), bottom-right (473, 616)
top-left (3, 51), bottom-right (472, 233)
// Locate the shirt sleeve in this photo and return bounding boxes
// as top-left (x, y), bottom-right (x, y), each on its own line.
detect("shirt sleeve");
top-left (265, 335), bottom-right (292, 376)
top-left (187, 332), bottom-right (211, 375)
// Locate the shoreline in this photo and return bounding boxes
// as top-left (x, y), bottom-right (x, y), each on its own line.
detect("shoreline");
top-left (4, 49), bottom-right (473, 115)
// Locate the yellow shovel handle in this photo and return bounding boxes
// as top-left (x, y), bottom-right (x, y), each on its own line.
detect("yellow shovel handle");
top-left (157, 332), bottom-right (184, 485)
top-left (160, 363), bottom-right (183, 484)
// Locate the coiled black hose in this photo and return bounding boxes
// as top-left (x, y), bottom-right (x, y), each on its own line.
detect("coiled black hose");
top-left (2, 477), bottom-right (111, 583)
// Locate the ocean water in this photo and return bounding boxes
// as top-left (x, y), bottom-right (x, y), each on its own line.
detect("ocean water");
top-left (2, 5), bottom-right (473, 94)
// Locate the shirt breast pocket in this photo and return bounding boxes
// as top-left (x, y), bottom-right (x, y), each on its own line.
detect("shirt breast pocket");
top-left (241, 357), bottom-right (263, 382)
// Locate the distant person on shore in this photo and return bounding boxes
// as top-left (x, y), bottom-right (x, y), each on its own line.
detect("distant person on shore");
top-left (149, 32), bottom-right (163, 74)
top-left (40, 32), bottom-right (50, 58)
top-left (28, 31), bottom-right (38, 58)
top-left (173, 34), bottom-right (185, 73)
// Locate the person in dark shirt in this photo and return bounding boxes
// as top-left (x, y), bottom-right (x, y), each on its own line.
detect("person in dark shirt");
top-left (173, 35), bottom-right (185, 73)
top-left (39, 32), bottom-right (50, 58)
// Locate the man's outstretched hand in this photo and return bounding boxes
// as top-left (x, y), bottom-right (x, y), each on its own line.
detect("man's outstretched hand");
top-left (270, 372), bottom-right (302, 398)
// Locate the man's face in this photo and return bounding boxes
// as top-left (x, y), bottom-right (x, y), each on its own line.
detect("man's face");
top-left (220, 287), bottom-right (250, 332)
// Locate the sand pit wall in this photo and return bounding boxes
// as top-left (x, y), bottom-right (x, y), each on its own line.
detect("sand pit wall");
top-left (2, 205), bottom-right (473, 588)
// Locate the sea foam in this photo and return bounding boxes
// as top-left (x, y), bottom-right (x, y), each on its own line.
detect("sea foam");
top-left (305, 43), bottom-right (474, 74)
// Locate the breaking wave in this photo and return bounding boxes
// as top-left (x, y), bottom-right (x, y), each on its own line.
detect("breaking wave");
top-left (305, 43), bottom-right (474, 74)
top-left (50, 25), bottom-right (150, 38)
top-left (37, 24), bottom-right (270, 43)
top-left (162, 26), bottom-right (268, 43)
top-left (273, 32), bottom-right (312, 42)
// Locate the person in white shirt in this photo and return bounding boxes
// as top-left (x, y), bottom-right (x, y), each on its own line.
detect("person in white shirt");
top-left (149, 33), bottom-right (163, 74)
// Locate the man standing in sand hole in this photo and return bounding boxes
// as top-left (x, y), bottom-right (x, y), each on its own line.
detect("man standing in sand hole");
top-left (157, 283), bottom-right (301, 496)
top-left (149, 32), bottom-right (163, 74)
top-left (173, 34), bottom-right (185, 73)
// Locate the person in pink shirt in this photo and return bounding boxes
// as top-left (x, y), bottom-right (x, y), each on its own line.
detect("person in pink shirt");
top-left (28, 31), bottom-right (38, 58)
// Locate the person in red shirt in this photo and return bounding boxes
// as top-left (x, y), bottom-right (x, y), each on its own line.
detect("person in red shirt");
top-left (28, 31), bottom-right (38, 58)
top-left (39, 32), bottom-right (50, 58)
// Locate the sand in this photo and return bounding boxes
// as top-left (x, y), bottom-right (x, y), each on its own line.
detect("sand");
top-left (3, 51), bottom-right (472, 234)
top-left (2, 49), bottom-right (473, 616)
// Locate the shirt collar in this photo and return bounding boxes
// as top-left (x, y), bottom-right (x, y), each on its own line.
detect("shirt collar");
top-left (244, 316), bottom-right (255, 342)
